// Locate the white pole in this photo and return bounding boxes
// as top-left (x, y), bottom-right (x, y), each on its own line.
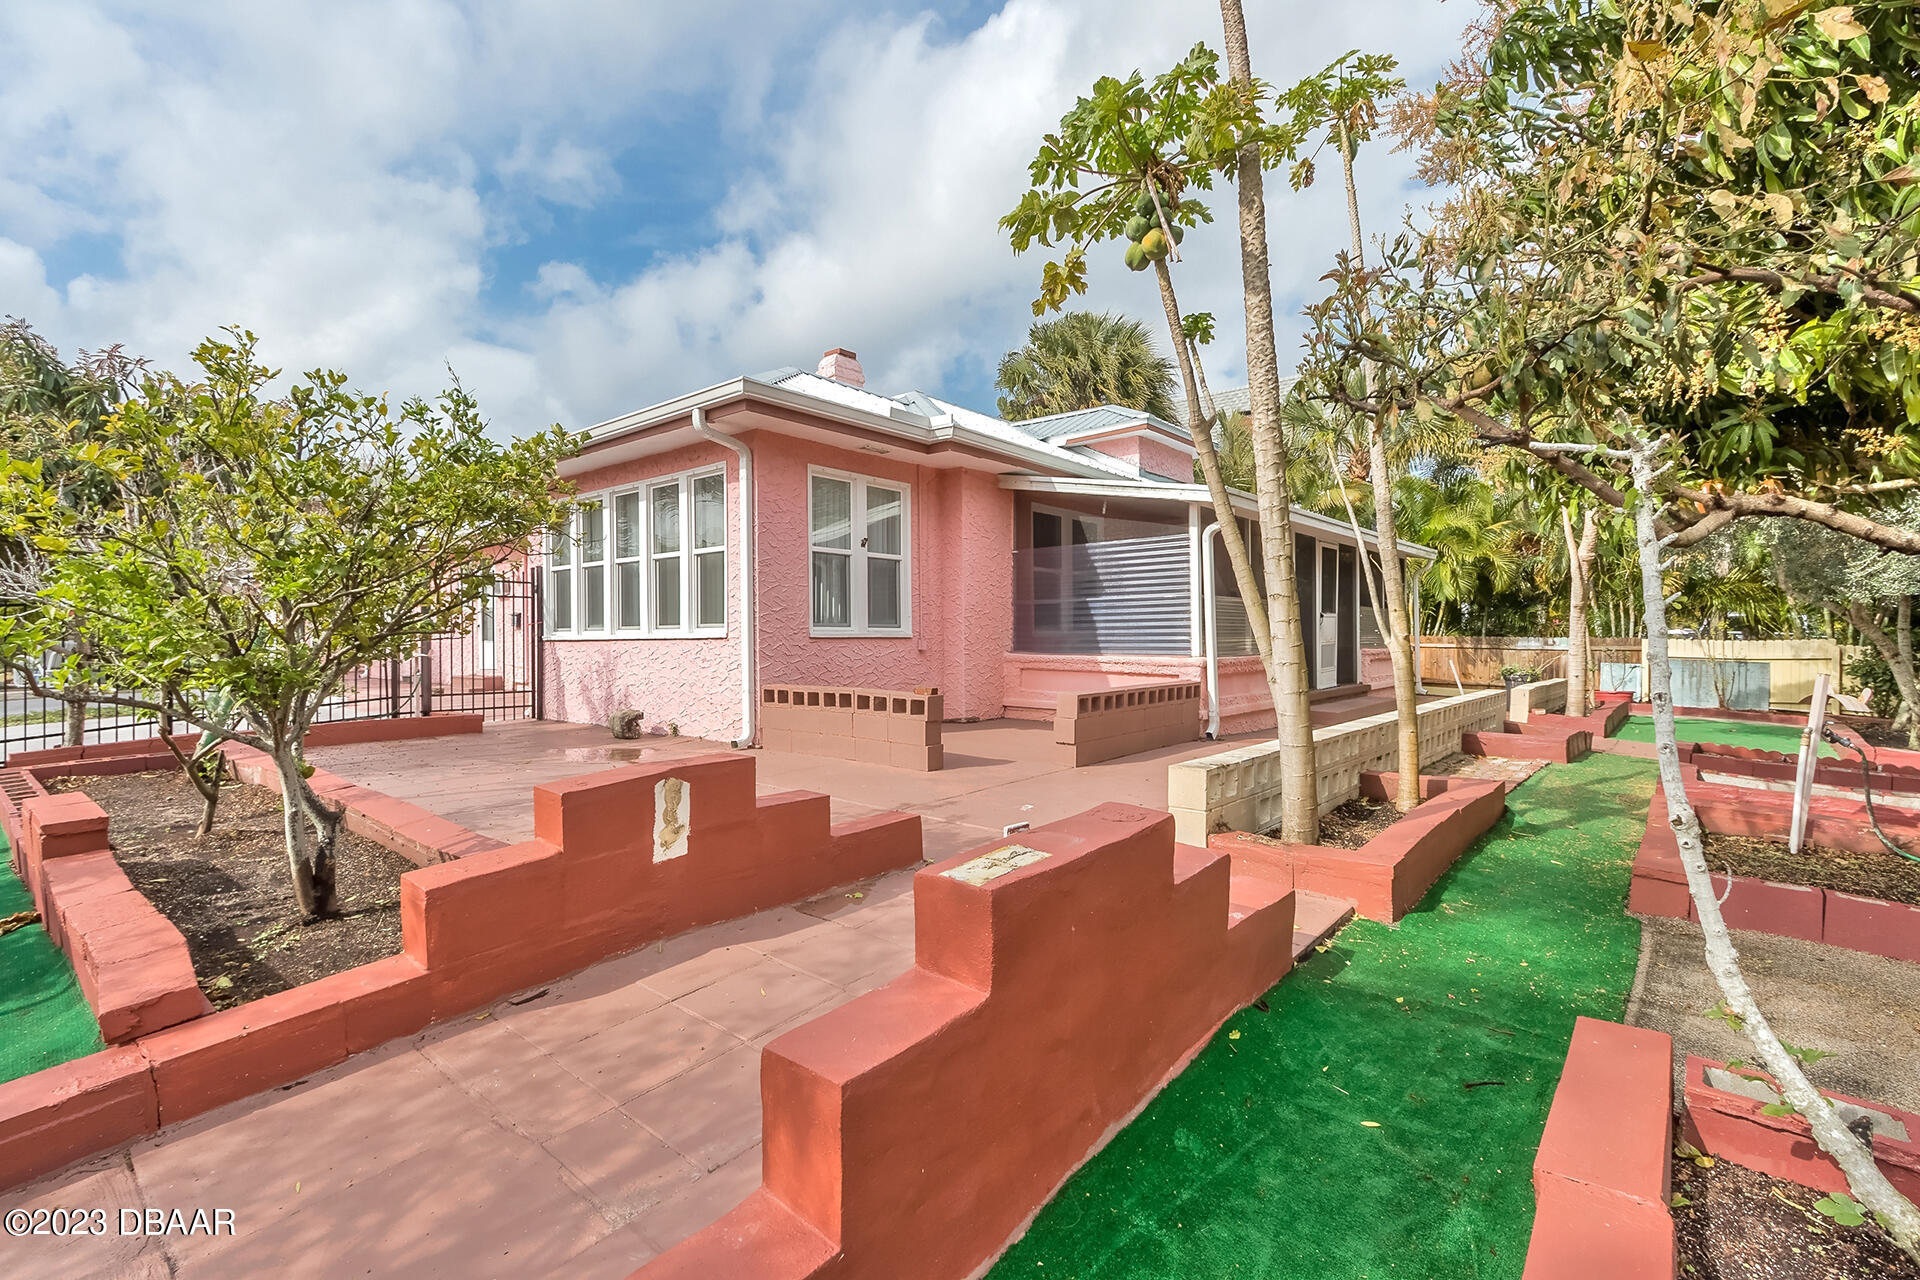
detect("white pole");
top-left (1203, 522), bottom-right (1222, 738)
top-left (1788, 672), bottom-right (1831, 857)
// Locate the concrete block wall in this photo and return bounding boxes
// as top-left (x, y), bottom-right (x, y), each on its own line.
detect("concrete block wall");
top-left (759, 684), bottom-right (943, 771)
top-left (1508, 677), bottom-right (1569, 722)
top-left (1168, 688), bottom-right (1507, 844)
top-left (1054, 680), bottom-right (1202, 766)
top-left (635, 803), bottom-right (1297, 1280)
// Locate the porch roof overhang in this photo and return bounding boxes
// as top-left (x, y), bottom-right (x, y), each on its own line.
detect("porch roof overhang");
top-left (996, 474), bottom-right (1439, 562)
top-left (561, 376), bottom-right (1133, 484)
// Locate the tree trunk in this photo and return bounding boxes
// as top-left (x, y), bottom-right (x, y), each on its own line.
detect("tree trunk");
top-left (273, 743), bottom-right (341, 920)
top-left (1631, 443), bottom-right (1920, 1262)
top-left (1219, 0), bottom-right (1318, 842)
top-left (1561, 506), bottom-right (1599, 716)
top-left (1338, 115), bottom-right (1420, 811)
top-left (1151, 258), bottom-right (1273, 677)
top-left (1847, 605), bottom-right (1920, 746)
top-left (1899, 597), bottom-right (1917, 749)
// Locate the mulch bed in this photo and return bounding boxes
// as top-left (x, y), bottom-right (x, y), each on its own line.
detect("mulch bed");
top-left (1312, 796), bottom-right (1402, 850)
top-left (1672, 1127), bottom-right (1920, 1278)
top-left (1701, 831), bottom-right (1920, 907)
top-left (49, 770), bottom-right (413, 1011)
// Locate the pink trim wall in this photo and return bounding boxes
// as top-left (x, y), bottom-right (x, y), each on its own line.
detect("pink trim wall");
top-left (545, 428), bottom-right (1015, 739)
top-left (1079, 433), bottom-right (1195, 482)
top-left (544, 441), bottom-right (745, 740)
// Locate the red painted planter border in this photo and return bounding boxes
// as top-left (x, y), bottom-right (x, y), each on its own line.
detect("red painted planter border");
top-left (1209, 771), bottom-right (1507, 923)
top-left (1681, 1055), bottom-right (1920, 1204)
top-left (635, 804), bottom-right (1296, 1280)
top-left (8, 791), bottom-right (206, 1046)
top-left (0, 748), bottom-right (921, 1192)
top-left (1628, 775), bottom-right (1920, 963)
top-left (1522, 1016), bottom-right (1677, 1280)
top-left (1463, 721), bottom-right (1593, 763)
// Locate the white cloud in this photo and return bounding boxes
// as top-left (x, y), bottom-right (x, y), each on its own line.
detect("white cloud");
top-left (0, 0), bottom-right (1470, 434)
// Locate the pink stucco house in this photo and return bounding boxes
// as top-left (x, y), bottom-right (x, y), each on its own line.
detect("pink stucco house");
top-left (542, 348), bottom-right (1434, 743)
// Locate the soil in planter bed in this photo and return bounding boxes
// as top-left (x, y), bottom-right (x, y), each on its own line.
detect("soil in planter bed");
top-left (1702, 831), bottom-right (1920, 907)
top-left (1311, 795), bottom-right (1402, 850)
top-left (48, 770), bottom-right (413, 1011)
top-left (1672, 1125), bottom-right (1920, 1279)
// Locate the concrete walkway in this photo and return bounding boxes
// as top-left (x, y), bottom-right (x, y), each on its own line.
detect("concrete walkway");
top-left (3, 871), bottom-right (919, 1280)
top-left (303, 716), bottom-right (1285, 862)
top-left (4, 714), bottom-right (1377, 1279)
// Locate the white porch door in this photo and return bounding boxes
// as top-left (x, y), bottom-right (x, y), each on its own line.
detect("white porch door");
top-left (1316, 544), bottom-right (1339, 688)
top-left (478, 591), bottom-right (498, 672)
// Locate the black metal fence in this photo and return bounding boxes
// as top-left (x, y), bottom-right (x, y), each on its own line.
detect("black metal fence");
top-left (0, 570), bottom-right (543, 763)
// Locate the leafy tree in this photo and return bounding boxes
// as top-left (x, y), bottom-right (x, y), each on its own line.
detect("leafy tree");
top-left (1305, 0), bottom-right (1920, 1251)
top-left (0, 332), bottom-right (575, 919)
top-left (995, 311), bottom-right (1178, 422)
top-left (0, 319), bottom-right (147, 745)
top-left (1003, 39), bottom-right (1324, 840)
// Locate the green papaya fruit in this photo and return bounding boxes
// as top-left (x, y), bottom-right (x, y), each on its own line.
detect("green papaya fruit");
top-left (1141, 228), bottom-right (1170, 261)
top-left (1168, 223), bottom-right (1184, 245)
top-left (1124, 214), bottom-right (1154, 241)
top-left (1135, 190), bottom-right (1158, 218)
top-left (1124, 242), bottom-right (1150, 272)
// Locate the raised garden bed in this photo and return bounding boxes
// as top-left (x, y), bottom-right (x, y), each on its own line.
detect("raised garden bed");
top-left (48, 771), bottom-right (414, 1010)
top-left (1700, 831), bottom-right (1919, 907)
top-left (1209, 771), bottom-right (1507, 922)
top-left (1525, 1019), bottom-right (1920, 1280)
top-left (1313, 794), bottom-right (1400, 849)
top-left (1671, 1123), bottom-right (1920, 1279)
top-left (1629, 776), bottom-right (1920, 963)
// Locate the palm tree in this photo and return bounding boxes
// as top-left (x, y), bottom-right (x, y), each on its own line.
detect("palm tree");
top-left (995, 311), bottom-right (1177, 422)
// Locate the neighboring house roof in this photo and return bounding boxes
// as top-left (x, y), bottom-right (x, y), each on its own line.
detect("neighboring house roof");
top-left (1169, 377), bottom-right (1300, 424)
top-left (999, 403), bottom-right (1187, 445)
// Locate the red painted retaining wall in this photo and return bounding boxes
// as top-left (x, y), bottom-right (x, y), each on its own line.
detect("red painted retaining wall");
top-left (633, 803), bottom-right (1296, 1280)
top-left (1053, 680), bottom-right (1202, 766)
top-left (0, 750), bottom-right (922, 1191)
top-left (12, 793), bottom-right (205, 1045)
top-left (1689, 740), bottom-right (1920, 795)
top-left (1522, 1017), bottom-right (1676, 1280)
top-left (1208, 772), bottom-right (1507, 923)
top-left (1463, 721), bottom-right (1592, 763)
top-left (1628, 780), bottom-right (1920, 963)
top-left (1681, 1056), bottom-right (1920, 1203)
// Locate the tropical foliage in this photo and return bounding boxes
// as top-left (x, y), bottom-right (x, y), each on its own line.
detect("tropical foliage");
top-left (995, 311), bottom-right (1177, 421)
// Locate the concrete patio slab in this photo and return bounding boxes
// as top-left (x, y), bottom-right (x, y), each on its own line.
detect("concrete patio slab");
top-left (2, 867), bottom-right (921, 1280)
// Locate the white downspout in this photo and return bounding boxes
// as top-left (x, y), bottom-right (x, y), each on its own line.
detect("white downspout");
top-left (690, 407), bottom-right (756, 748)
top-left (1203, 521), bottom-right (1222, 739)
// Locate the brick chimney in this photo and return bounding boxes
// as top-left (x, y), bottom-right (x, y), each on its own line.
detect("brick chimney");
top-left (816, 347), bottom-right (865, 388)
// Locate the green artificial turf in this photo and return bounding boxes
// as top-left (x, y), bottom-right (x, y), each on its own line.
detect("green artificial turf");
top-left (1614, 713), bottom-right (1826, 755)
top-left (0, 830), bottom-right (104, 1084)
top-left (988, 752), bottom-right (1658, 1280)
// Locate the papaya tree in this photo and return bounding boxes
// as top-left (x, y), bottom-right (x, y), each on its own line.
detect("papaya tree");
top-left (1287, 50), bottom-right (1429, 810)
top-left (1003, 43), bottom-right (1326, 841)
top-left (0, 332), bottom-right (575, 919)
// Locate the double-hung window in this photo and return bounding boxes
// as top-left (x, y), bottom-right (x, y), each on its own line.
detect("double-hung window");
top-left (809, 470), bottom-right (910, 635)
top-left (547, 467), bottom-right (726, 638)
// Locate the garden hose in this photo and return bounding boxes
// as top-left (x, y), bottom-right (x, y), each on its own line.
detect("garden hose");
top-left (1822, 725), bottom-right (1920, 865)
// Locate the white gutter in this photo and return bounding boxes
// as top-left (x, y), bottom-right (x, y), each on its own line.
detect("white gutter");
top-left (1203, 522), bottom-right (1222, 739)
top-left (690, 406), bottom-right (756, 749)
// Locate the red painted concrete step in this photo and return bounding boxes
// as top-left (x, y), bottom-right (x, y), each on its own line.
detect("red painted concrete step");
top-left (1290, 890), bottom-right (1353, 961)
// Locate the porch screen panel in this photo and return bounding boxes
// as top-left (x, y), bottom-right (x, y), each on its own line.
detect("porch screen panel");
top-left (1012, 532), bottom-right (1190, 654)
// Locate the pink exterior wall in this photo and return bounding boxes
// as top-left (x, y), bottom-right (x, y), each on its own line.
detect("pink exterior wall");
top-left (544, 430), bottom-right (1015, 740)
top-left (750, 432), bottom-right (1011, 722)
top-left (1080, 433), bottom-right (1195, 482)
top-left (544, 442), bottom-right (746, 741)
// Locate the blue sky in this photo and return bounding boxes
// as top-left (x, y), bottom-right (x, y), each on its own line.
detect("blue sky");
top-left (0, 0), bottom-right (1470, 435)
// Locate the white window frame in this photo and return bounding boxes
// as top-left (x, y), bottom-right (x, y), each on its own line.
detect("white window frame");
top-left (808, 466), bottom-right (912, 638)
top-left (545, 464), bottom-right (728, 640)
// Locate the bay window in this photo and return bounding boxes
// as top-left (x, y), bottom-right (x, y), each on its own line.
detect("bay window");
top-left (810, 469), bottom-right (910, 635)
top-left (546, 466), bottom-right (726, 638)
